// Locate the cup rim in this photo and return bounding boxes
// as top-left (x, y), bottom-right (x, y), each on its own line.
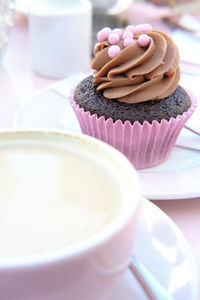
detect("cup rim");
top-left (0, 128), bottom-right (140, 268)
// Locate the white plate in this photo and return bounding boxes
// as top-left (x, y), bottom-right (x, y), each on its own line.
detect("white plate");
top-left (138, 145), bottom-right (200, 200)
top-left (13, 86), bottom-right (200, 200)
top-left (108, 197), bottom-right (198, 300)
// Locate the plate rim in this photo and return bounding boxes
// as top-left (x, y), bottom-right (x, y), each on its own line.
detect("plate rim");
top-left (132, 197), bottom-right (199, 299)
top-left (139, 162), bottom-right (200, 200)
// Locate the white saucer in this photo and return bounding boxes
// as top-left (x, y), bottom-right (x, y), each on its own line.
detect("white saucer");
top-left (13, 85), bottom-right (200, 200)
top-left (108, 198), bottom-right (198, 300)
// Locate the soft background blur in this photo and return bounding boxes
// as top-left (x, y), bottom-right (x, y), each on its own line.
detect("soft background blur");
top-left (1, 0), bottom-right (199, 78)
top-left (0, 2), bottom-right (200, 300)
top-left (1, 0), bottom-right (200, 124)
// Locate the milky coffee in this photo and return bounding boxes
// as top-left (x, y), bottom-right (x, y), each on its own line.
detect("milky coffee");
top-left (0, 132), bottom-right (126, 257)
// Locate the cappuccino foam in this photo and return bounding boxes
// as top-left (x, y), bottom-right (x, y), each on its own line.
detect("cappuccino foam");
top-left (0, 133), bottom-right (123, 257)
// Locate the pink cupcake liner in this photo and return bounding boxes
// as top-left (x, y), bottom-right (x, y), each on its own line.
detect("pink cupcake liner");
top-left (70, 88), bottom-right (197, 170)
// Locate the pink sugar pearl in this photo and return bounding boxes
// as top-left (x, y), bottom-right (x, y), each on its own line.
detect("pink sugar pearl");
top-left (108, 33), bottom-right (120, 45)
top-left (113, 28), bottom-right (123, 38)
top-left (108, 45), bottom-right (121, 58)
top-left (135, 24), bottom-right (153, 34)
top-left (122, 31), bottom-right (133, 40)
top-left (138, 34), bottom-right (150, 47)
top-left (97, 31), bottom-right (107, 42)
top-left (135, 24), bottom-right (145, 33)
top-left (97, 27), bottom-right (112, 42)
top-left (123, 37), bottom-right (134, 48)
top-left (142, 23), bottom-right (152, 33)
top-left (125, 25), bottom-right (136, 35)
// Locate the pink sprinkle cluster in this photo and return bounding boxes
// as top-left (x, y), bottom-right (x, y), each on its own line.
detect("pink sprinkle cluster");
top-left (96, 24), bottom-right (152, 58)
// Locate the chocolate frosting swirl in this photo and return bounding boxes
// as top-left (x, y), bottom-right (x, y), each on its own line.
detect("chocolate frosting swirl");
top-left (92, 30), bottom-right (181, 104)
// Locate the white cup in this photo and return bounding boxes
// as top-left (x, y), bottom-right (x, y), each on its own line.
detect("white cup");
top-left (0, 128), bottom-right (141, 300)
top-left (28, 0), bottom-right (92, 78)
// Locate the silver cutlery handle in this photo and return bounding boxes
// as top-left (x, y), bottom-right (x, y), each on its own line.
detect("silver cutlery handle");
top-left (129, 256), bottom-right (174, 300)
top-left (184, 125), bottom-right (200, 137)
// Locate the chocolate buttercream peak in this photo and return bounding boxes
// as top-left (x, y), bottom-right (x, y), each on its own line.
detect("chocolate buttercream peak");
top-left (92, 25), bottom-right (180, 104)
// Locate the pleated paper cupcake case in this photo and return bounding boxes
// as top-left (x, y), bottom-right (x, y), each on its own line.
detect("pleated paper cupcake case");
top-left (70, 88), bottom-right (197, 169)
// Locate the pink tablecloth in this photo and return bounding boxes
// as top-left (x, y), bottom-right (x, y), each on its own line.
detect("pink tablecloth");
top-left (1, 12), bottom-right (200, 299)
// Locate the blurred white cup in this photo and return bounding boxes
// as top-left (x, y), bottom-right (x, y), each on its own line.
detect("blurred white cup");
top-left (28, 0), bottom-right (92, 78)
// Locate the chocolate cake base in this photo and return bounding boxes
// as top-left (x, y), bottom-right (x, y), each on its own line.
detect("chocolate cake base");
top-left (74, 75), bottom-right (191, 124)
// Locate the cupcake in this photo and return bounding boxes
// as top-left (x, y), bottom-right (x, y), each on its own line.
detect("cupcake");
top-left (70, 24), bottom-right (196, 169)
